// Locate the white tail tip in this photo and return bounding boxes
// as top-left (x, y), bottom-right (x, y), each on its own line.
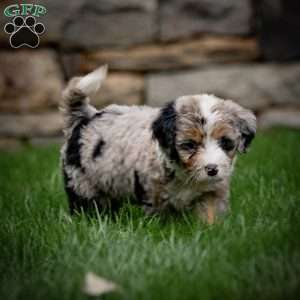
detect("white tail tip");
top-left (77, 65), bottom-right (108, 95)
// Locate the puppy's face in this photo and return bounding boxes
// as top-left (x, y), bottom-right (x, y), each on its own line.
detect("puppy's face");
top-left (152, 95), bottom-right (256, 184)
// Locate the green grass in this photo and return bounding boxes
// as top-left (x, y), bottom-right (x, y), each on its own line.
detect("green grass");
top-left (0, 128), bottom-right (300, 300)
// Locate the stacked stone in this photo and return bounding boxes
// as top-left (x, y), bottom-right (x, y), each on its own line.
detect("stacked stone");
top-left (0, 0), bottom-right (299, 148)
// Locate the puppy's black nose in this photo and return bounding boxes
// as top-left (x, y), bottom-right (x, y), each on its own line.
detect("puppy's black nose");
top-left (205, 164), bottom-right (218, 176)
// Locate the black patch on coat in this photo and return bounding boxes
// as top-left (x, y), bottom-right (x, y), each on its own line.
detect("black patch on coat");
top-left (152, 101), bottom-right (179, 162)
top-left (65, 111), bottom-right (106, 170)
top-left (134, 170), bottom-right (151, 206)
top-left (66, 117), bottom-right (89, 170)
top-left (93, 140), bottom-right (105, 159)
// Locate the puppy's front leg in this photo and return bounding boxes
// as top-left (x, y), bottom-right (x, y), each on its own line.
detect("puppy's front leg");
top-left (194, 189), bottom-right (229, 224)
top-left (206, 197), bottom-right (216, 225)
top-left (194, 194), bottom-right (217, 224)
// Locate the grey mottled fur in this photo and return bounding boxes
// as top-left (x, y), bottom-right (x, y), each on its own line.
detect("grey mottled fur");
top-left (60, 66), bottom-right (256, 222)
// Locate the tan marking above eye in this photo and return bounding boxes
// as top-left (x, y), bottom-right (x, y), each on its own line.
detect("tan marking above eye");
top-left (182, 128), bottom-right (204, 144)
top-left (211, 123), bottom-right (233, 140)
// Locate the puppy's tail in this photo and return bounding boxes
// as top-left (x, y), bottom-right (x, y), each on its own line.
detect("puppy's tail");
top-left (60, 65), bottom-right (108, 127)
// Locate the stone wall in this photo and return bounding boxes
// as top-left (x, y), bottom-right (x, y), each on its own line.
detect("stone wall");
top-left (0, 0), bottom-right (300, 148)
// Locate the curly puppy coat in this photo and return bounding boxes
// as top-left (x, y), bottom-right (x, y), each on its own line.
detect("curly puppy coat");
top-left (60, 66), bottom-right (256, 223)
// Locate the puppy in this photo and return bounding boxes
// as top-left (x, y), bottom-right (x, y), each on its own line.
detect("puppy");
top-left (60, 66), bottom-right (256, 223)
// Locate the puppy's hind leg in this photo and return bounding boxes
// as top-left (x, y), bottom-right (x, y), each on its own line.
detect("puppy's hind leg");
top-left (63, 169), bottom-right (102, 216)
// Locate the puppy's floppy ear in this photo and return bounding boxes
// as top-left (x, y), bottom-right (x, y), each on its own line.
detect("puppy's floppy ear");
top-left (152, 101), bottom-right (179, 161)
top-left (225, 100), bottom-right (257, 153)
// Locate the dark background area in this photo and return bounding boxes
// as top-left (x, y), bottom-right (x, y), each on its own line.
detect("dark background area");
top-left (0, 0), bottom-right (300, 149)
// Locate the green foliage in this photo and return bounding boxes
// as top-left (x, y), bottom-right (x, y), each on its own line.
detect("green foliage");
top-left (0, 128), bottom-right (299, 300)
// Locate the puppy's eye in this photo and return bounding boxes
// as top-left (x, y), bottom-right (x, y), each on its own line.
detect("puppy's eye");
top-left (220, 137), bottom-right (235, 151)
top-left (179, 140), bottom-right (198, 151)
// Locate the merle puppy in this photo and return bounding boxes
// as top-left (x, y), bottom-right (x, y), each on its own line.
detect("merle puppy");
top-left (60, 66), bottom-right (256, 223)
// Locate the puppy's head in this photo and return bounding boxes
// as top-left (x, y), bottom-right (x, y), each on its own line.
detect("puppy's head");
top-left (152, 95), bottom-right (256, 183)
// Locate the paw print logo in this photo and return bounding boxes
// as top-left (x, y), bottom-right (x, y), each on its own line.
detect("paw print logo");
top-left (4, 16), bottom-right (45, 48)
